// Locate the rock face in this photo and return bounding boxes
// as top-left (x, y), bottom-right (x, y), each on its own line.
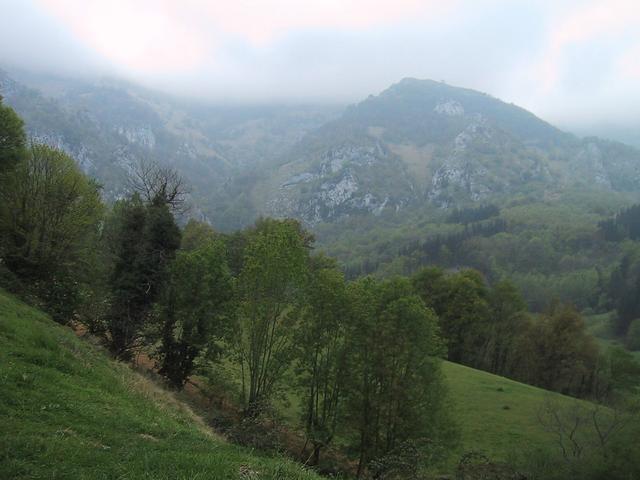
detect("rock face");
top-left (270, 142), bottom-right (414, 225)
top-left (116, 125), bottom-right (156, 149)
top-left (434, 99), bottom-right (465, 116)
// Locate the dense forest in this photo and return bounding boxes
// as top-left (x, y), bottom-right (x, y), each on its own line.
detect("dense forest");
top-left (2, 96), bottom-right (640, 479)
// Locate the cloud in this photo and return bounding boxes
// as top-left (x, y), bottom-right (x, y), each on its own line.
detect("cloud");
top-left (36, 0), bottom-right (456, 75)
top-left (1, 0), bottom-right (639, 129)
top-left (534, 0), bottom-right (640, 93)
top-left (0, 0), bottom-right (109, 76)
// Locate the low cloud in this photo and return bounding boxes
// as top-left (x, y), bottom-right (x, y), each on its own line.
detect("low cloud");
top-left (1, 0), bottom-right (638, 129)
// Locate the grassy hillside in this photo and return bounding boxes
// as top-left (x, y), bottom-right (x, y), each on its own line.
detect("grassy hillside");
top-left (0, 290), bottom-right (321, 480)
top-left (443, 361), bottom-right (583, 463)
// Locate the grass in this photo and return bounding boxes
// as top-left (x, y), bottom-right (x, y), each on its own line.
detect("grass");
top-left (0, 290), bottom-right (322, 480)
top-left (442, 361), bottom-right (579, 463)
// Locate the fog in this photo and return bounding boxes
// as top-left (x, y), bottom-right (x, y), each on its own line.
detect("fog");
top-left (1, 0), bottom-right (639, 130)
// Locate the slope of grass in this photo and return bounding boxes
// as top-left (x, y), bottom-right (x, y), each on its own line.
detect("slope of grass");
top-left (443, 361), bottom-right (585, 463)
top-left (0, 290), bottom-right (321, 480)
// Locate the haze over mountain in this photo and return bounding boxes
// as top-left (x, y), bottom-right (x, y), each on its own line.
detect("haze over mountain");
top-left (2, 0), bottom-right (640, 133)
top-left (2, 68), bottom-right (640, 231)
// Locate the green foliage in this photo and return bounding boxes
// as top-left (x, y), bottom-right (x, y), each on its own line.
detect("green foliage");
top-left (627, 319), bottom-right (640, 351)
top-left (105, 196), bottom-right (181, 359)
top-left (480, 280), bottom-right (528, 375)
top-left (294, 255), bottom-right (348, 465)
top-left (515, 304), bottom-right (599, 397)
top-left (413, 267), bottom-right (491, 366)
top-left (155, 239), bottom-right (233, 389)
top-left (235, 218), bottom-right (310, 413)
top-left (0, 96), bottom-right (26, 171)
top-left (344, 276), bottom-right (455, 476)
top-left (608, 247), bottom-right (640, 335)
top-left (0, 143), bottom-right (103, 322)
top-left (180, 218), bottom-right (217, 251)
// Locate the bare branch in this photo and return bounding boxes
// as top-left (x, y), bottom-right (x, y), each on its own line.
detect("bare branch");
top-left (128, 159), bottom-right (190, 213)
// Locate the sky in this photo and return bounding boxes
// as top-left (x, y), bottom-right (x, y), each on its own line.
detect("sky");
top-left (0, 0), bottom-right (639, 130)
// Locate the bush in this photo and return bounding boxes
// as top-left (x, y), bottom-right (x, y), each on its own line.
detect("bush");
top-left (225, 414), bottom-right (285, 453)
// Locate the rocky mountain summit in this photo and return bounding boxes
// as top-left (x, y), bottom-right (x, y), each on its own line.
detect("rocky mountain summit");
top-left (262, 78), bottom-right (640, 224)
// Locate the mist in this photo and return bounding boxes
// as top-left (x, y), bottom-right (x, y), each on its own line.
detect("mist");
top-left (1, 0), bottom-right (639, 131)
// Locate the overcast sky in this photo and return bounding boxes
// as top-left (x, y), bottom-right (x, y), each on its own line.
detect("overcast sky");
top-left (1, 0), bottom-right (639, 130)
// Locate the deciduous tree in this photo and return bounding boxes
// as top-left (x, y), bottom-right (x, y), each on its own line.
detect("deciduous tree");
top-left (235, 218), bottom-right (310, 414)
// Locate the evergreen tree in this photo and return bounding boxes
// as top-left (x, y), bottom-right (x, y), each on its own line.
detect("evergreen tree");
top-left (156, 239), bottom-right (233, 389)
top-left (106, 197), bottom-right (181, 359)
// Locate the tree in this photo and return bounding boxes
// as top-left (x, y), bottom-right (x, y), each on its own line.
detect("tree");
top-left (439, 270), bottom-right (491, 366)
top-left (607, 250), bottom-right (640, 336)
top-left (294, 255), bottom-right (348, 465)
top-left (105, 196), bottom-right (181, 359)
top-left (412, 267), bottom-right (450, 313)
top-left (0, 143), bottom-right (103, 322)
top-left (480, 279), bottom-right (528, 375)
top-left (414, 268), bottom-right (490, 366)
top-left (180, 219), bottom-right (216, 251)
top-left (234, 218), bottom-right (310, 414)
top-left (536, 397), bottom-right (631, 478)
top-left (0, 96), bottom-right (26, 172)
top-left (517, 304), bottom-right (599, 396)
top-left (344, 277), bottom-right (454, 477)
top-left (128, 159), bottom-right (188, 213)
top-left (155, 239), bottom-right (233, 389)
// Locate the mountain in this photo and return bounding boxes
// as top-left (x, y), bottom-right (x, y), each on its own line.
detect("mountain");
top-left (3, 70), bottom-right (640, 230)
top-left (262, 78), bottom-right (640, 224)
top-left (0, 69), bottom-right (339, 229)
